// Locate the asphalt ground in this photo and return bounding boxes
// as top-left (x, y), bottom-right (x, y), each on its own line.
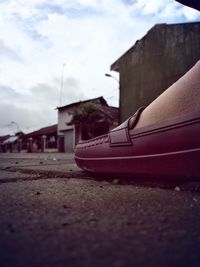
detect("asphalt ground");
top-left (0, 153), bottom-right (200, 267)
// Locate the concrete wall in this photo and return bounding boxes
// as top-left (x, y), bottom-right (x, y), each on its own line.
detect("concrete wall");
top-left (57, 108), bottom-right (74, 152)
top-left (113, 23), bottom-right (200, 122)
top-left (58, 109), bottom-right (73, 134)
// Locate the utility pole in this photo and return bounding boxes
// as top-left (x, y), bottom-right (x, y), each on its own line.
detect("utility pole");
top-left (59, 63), bottom-right (66, 106)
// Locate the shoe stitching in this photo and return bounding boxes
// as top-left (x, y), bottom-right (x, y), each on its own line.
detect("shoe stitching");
top-left (76, 136), bottom-right (109, 149)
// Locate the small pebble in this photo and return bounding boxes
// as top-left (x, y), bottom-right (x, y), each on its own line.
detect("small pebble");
top-left (61, 222), bottom-right (69, 227)
top-left (63, 205), bottom-right (71, 209)
top-left (7, 223), bottom-right (15, 233)
top-left (112, 179), bottom-right (120, 185)
top-left (175, 186), bottom-right (181, 192)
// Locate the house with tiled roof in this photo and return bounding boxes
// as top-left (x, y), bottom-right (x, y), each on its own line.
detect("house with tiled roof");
top-left (23, 124), bottom-right (57, 152)
top-left (57, 96), bottom-right (119, 152)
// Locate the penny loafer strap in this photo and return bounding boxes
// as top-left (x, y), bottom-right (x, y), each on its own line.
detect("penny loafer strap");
top-left (108, 107), bottom-right (145, 147)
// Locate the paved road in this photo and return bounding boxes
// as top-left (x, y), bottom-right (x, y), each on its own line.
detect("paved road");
top-left (0, 153), bottom-right (200, 267)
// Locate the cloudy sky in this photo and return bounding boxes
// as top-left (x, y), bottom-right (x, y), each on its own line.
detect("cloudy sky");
top-left (0, 0), bottom-right (199, 135)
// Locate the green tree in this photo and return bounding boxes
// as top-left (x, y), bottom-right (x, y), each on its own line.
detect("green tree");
top-left (70, 103), bottom-right (108, 140)
top-left (71, 102), bottom-right (98, 123)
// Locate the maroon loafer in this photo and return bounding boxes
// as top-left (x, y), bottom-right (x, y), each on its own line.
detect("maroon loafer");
top-left (75, 108), bottom-right (200, 178)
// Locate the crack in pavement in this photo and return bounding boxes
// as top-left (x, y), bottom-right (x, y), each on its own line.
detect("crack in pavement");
top-left (0, 162), bottom-right (72, 168)
top-left (1, 167), bottom-right (200, 194)
top-left (0, 167), bottom-right (89, 184)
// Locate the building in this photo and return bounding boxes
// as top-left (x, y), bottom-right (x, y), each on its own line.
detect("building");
top-left (0, 135), bottom-right (12, 152)
top-left (0, 132), bottom-right (25, 153)
top-left (111, 22), bottom-right (200, 122)
top-left (2, 136), bottom-right (19, 152)
top-left (0, 135), bottom-right (10, 152)
top-left (23, 124), bottom-right (57, 152)
top-left (57, 97), bottom-right (119, 152)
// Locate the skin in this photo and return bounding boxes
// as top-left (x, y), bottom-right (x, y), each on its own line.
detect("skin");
top-left (135, 60), bottom-right (200, 129)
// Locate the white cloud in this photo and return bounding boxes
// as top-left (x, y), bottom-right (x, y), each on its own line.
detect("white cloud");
top-left (182, 6), bottom-right (200, 20)
top-left (137, 0), bottom-right (169, 14)
top-left (78, 0), bottom-right (99, 8)
top-left (0, 80), bottom-right (85, 135)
